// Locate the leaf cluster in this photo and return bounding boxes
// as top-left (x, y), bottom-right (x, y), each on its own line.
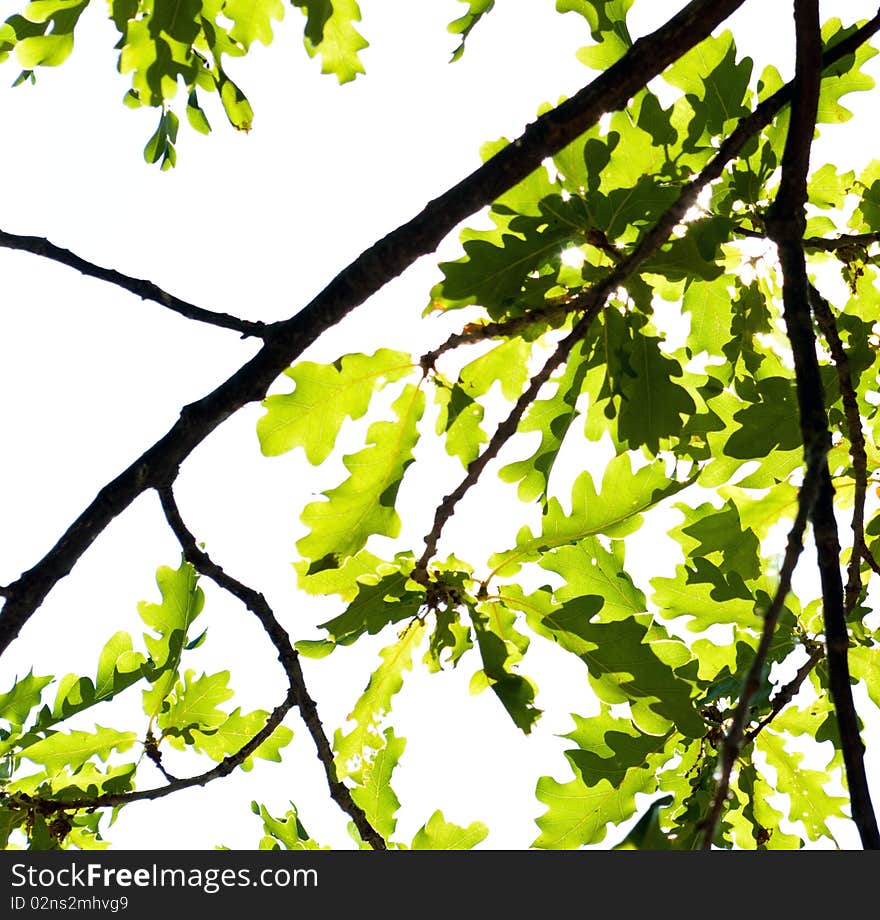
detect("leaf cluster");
top-left (2, 0), bottom-right (880, 851)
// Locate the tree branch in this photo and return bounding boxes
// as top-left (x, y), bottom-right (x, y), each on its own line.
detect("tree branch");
top-left (156, 485), bottom-right (387, 850)
top-left (802, 231), bottom-right (880, 252)
top-left (733, 224), bottom-right (880, 254)
top-left (704, 0), bottom-right (880, 850)
top-left (699, 449), bottom-right (823, 848)
top-left (745, 643), bottom-right (824, 744)
top-left (0, 229), bottom-right (267, 338)
top-left (414, 297), bottom-right (604, 584)
top-left (781, 30), bottom-right (879, 850)
top-left (412, 91), bottom-right (760, 581)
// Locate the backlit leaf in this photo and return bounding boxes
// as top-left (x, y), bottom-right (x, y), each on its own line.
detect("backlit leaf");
top-left (488, 453), bottom-right (689, 580)
top-left (297, 383), bottom-right (425, 564)
top-left (21, 726), bottom-right (137, 776)
top-left (258, 350), bottom-right (415, 463)
top-left (334, 620), bottom-right (425, 783)
top-left (411, 809), bottom-right (489, 850)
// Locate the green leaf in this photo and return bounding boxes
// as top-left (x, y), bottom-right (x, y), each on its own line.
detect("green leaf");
top-left (258, 349), bottom-right (414, 463)
top-left (635, 91), bottom-right (677, 148)
top-left (185, 89), bottom-right (211, 134)
top-left (224, 0), bottom-right (285, 49)
top-left (312, 556), bottom-right (424, 647)
top-left (0, 806), bottom-right (27, 848)
top-left (160, 670), bottom-right (235, 743)
top-left (652, 563), bottom-right (768, 633)
top-left (192, 708), bottom-right (293, 768)
top-left (816, 18), bottom-right (877, 124)
top-left (664, 31), bottom-right (752, 140)
top-left (436, 223), bottom-right (572, 317)
top-left (334, 621), bottom-right (425, 783)
top-left (290, 0), bottom-right (331, 45)
top-left (619, 326), bottom-right (696, 451)
top-left (0, 671), bottom-right (53, 728)
top-left (612, 794), bottom-right (675, 849)
top-left (433, 379), bottom-right (487, 468)
top-left (447, 0), bottom-right (495, 62)
top-left (683, 276), bottom-right (737, 358)
top-left (488, 453), bottom-right (689, 580)
top-left (296, 383), bottom-right (425, 564)
top-left (424, 592), bottom-right (473, 673)
top-left (533, 707), bottom-right (672, 849)
top-left (538, 536), bottom-right (646, 623)
top-left (559, 0), bottom-right (634, 71)
top-left (21, 726), bottom-right (137, 776)
top-left (295, 547), bottom-right (390, 600)
top-left (143, 108), bottom-right (179, 171)
top-left (139, 560), bottom-right (204, 719)
top-left (499, 338), bottom-right (590, 501)
top-left (597, 311), bottom-right (698, 453)
top-left (469, 599), bottom-right (540, 733)
top-left (46, 761), bottom-right (137, 801)
top-left (459, 337), bottom-right (531, 402)
top-left (33, 632), bottom-right (147, 734)
top-left (736, 760), bottom-right (804, 850)
top-left (523, 589), bottom-right (704, 737)
top-left (95, 631), bottom-right (146, 700)
top-left (758, 730), bottom-right (849, 841)
top-left (670, 499), bottom-right (762, 583)
top-left (350, 728), bottom-right (404, 841)
top-left (254, 801), bottom-right (326, 850)
top-left (849, 160), bottom-right (880, 232)
top-left (849, 647), bottom-right (880, 710)
top-left (808, 163), bottom-right (854, 210)
top-left (218, 70), bottom-right (254, 131)
top-left (138, 560), bottom-right (203, 662)
top-left (293, 0), bottom-right (367, 83)
top-left (14, 1), bottom-right (87, 68)
top-left (724, 377), bottom-right (801, 458)
top-left (411, 809), bottom-right (489, 850)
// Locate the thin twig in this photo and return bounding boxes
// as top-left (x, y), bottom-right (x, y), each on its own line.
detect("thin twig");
top-left (733, 224), bottom-right (880, 253)
top-left (810, 285), bottom-right (871, 613)
top-left (157, 485), bottom-right (387, 850)
top-left (702, 0), bottom-right (827, 851)
top-left (802, 231), bottom-right (880, 253)
top-left (420, 303), bottom-right (570, 370)
top-left (0, 229), bottom-right (268, 338)
top-left (414, 297), bottom-right (604, 583)
top-left (700, 450), bottom-right (824, 848)
top-left (862, 543), bottom-right (880, 576)
top-left (745, 644), bottom-right (824, 743)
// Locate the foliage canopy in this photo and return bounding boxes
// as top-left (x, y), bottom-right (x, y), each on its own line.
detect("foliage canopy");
top-left (1, 0), bottom-right (880, 851)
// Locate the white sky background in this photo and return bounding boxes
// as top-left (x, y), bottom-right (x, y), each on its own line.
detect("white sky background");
top-left (0, 0), bottom-right (878, 850)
